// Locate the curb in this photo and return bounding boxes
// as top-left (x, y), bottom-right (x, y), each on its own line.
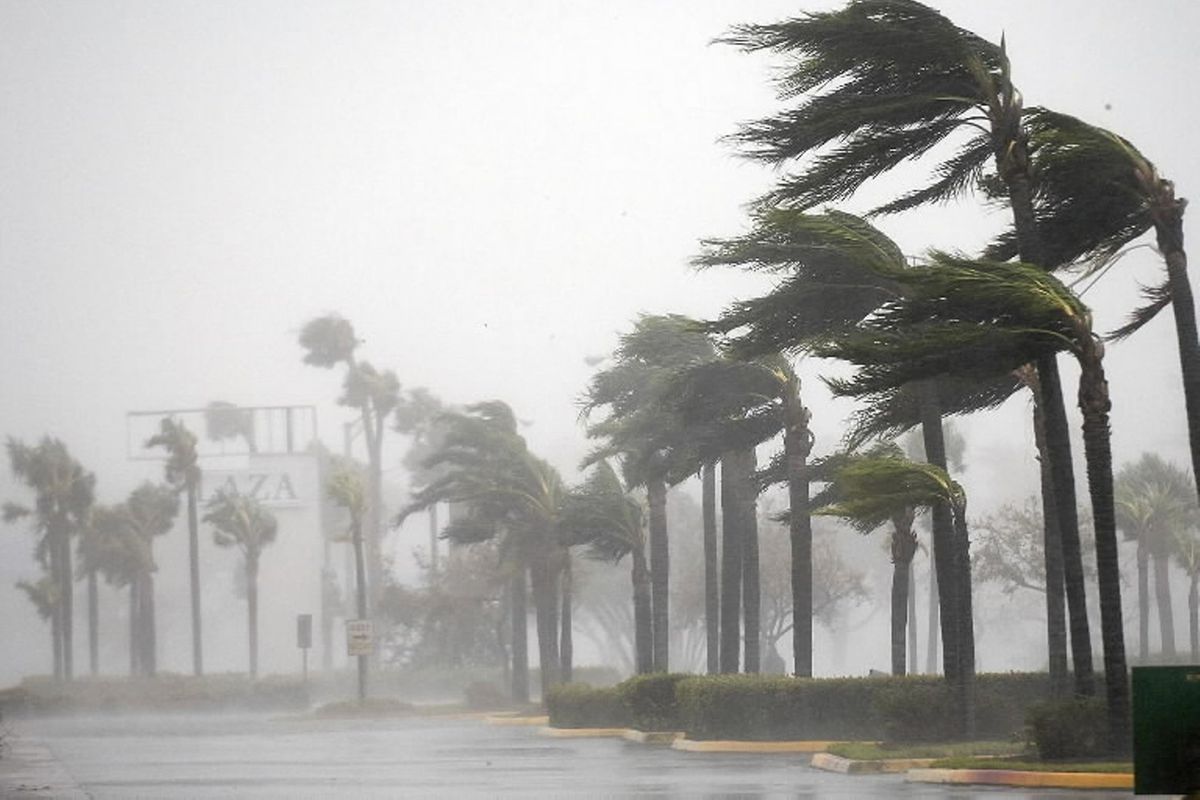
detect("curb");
top-left (537, 726), bottom-right (627, 738)
top-left (906, 767), bottom-right (1133, 790)
top-left (0, 736), bottom-right (89, 799)
top-left (810, 752), bottom-right (936, 774)
top-left (672, 739), bottom-right (837, 753)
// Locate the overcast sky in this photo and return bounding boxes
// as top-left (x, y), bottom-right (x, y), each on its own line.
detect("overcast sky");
top-left (2, 1), bottom-right (1197, 681)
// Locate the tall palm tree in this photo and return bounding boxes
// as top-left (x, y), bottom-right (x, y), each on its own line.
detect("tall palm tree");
top-left (299, 314), bottom-right (400, 619)
top-left (146, 417), bottom-right (204, 676)
top-left (5, 437), bottom-right (95, 681)
top-left (1175, 529), bottom-right (1200, 662)
top-left (560, 461), bottom-right (653, 674)
top-left (582, 314), bottom-right (717, 672)
top-left (327, 463), bottom-right (369, 701)
top-left (667, 354), bottom-right (814, 676)
top-left (818, 253), bottom-right (1130, 751)
top-left (403, 401), bottom-right (568, 700)
top-left (1114, 454), bottom-right (1196, 660)
top-left (204, 490), bottom-right (279, 679)
top-left (721, 0), bottom-right (1095, 697)
top-left (810, 445), bottom-right (917, 676)
top-left (698, 210), bottom-right (1003, 682)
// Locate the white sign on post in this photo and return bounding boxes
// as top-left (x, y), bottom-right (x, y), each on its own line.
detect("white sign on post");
top-left (346, 619), bottom-right (374, 656)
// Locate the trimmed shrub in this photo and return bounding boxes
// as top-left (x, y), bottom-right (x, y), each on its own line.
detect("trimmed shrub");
top-left (1027, 697), bottom-right (1108, 759)
top-left (619, 673), bottom-right (691, 731)
top-left (546, 683), bottom-right (629, 729)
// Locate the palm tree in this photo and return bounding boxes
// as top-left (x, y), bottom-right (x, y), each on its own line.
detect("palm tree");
top-left (204, 490), bottom-right (278, 678)
top-left (402, 401), bottom-right (568, 700)
top-left (560, 461), bottom-right (653, 674)
top-left (581, 314), bottom-right (717, 672)
top-left (394, 387), bottom-right (451, 575)
top-left (667, 354), bottom-right (815, 676)
top-left (299, 314), bottom-right (400, 618)
top-left (810, 444), bottom-right (917, 676)
top-left (145, 417), bottom-right (204, 676)
top-left (1114, 454), bottom-right (1196, 660)
top-left (4, 437), bottom-right (95, 681)
top-left (327, 463), bottom-right (369, 701)
top-left (1175, 529), bottom-right (1200, 661)
top-left (818, 253), bottom-right (1130, 751)
top-left (698, 210), bottom-right (1000, 682)
top-left (720, 0), bottom-right (1095, 697)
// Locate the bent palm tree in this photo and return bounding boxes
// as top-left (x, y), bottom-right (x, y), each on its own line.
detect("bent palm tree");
top-left (146, 418), bottom-right (204, 676)
top-left (819, 253), bottom-right (1130, 751)
top-left (205, 491), bottom-right (279, 678)
top-left (328, 463), bottom-right (370, 701)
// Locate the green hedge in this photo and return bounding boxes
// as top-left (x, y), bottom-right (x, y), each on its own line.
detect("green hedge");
top-left (618, 673), bottom-right (691, 731)
top-left (545, 683), bottom-right (629, 728)
top-left (1027, 697), bottom-right (1109, 759)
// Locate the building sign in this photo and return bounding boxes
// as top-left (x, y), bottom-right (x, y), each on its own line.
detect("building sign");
top-left (297, 614), bottom-right (313, 650)
top-left (200, 470), bottom-right (302, 508)
top-left (346, 619), bottom-right (373, 656)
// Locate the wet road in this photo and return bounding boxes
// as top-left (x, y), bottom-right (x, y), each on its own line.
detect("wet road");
top-left (10, 713), bottom-right (1133, 799)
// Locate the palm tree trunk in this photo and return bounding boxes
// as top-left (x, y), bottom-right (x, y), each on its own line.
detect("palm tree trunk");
top-left (719, 450), bottom-right (744, 674)
top-left (129, 579), bottom-right (138, 677)
top-left (247, 554), bottom-right (259, 678)
top-left (951, 506), bottom-right (976, 739)
top-left (1001, 129), bottom-right (1096, 699)
top-left (632, 543), bottom-right (653, 675)
top-left (529, 556), bottom-right (561, 699)
top-left (187, 483), bottom-right (203, 676)
top-left (1189, 571), bottom-right (1199, 661)
top-left (741, 447), bottom-right (761, 675)
top-left (646, 476), bottom-right (669, 672)
top-left (891, 511), bottom-right (917, 677)
top-left (926, 540), bottom-right (939, 674)
top-left (560, 555), bottom-right (573, 684)
top-left (510, 570), bottom-right (529, 703)
top-left (702, 463), bottom-right (719, 675)
top-left (1033, 386), bottom-right (1070, 695)
top-left (907, 563), bottom-right (919, 674)
top-left (58, 527), bottom-right (74, 681)
top-left (352, 516), bottom-right (369, 702)
top-left (50, 581), bottom-right (63, 682)
top-left (429, 504), bottom-right (439, 576)
top-left (1138, 544), bottom-right (1150, 661)
top-left (143, 571), bottom-right (157, 677)
top-left (785, 391), bottom-right (814, 677)
top-left (1152, 552), bottom-right (1177, 658)
top-left (364, 414), bottom-right (384, 626)
top-left (919, 385), bottom-right (960, 682)
top-left (1078, 355), bottom-right (1131, 753)
top-left (87, 569), bottom-right (99, 677)
top-left (1153, 202), bottom-right (1200, 510)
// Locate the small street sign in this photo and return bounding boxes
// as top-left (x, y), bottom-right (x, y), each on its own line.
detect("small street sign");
top-left (297, 614), bottom-right (313, 650)
top-left (346, 619), bottom-right (374, 657)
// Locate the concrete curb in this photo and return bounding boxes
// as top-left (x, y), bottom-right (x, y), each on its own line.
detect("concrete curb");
top-left (906, 767), bottom-right (1133, 790)
top-left (537, 726), bottom-right (627, 738)
top-left (810, 752), bottom-right (935, 774)
top-left (671, 739), bottom-right (837, 754)
top-left (0, 736), bottom-right (89, 799)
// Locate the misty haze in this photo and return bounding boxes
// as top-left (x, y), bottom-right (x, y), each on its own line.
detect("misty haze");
top-left (2, 1), bottom-right (1198, 797)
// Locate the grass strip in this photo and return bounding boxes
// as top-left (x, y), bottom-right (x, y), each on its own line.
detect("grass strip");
top-left (929, 756), bottom-right (1132, 773)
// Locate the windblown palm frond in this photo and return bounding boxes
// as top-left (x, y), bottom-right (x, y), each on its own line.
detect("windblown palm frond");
top-left (814, 452), bottom-right (963, 530)
top-left (559, 461), bottom-right (644, 563)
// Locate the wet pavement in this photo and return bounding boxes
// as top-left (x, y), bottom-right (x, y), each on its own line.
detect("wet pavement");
top-left (4, 712), bottom-right (1135, 799)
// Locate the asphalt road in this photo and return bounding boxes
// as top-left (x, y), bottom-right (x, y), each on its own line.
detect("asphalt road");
top-left (3, 713), bottom-right (1136, 799)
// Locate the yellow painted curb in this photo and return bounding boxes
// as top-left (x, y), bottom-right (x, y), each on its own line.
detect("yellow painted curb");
top-left (538, 727), bottom-right (627, 738)
top-left (906, 768), bottom-right (1133, 790)
top-left (811, 752), bottom-right (936, 774)
top-left (623, 730), bottom-right (684, 744)
top-left (672, 739), bottom-right (839, 753)
top-left (485, 714), bottom-right (550, 726)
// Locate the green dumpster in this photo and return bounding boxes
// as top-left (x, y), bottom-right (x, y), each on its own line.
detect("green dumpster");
top-left (1133, 665), bottom-right (1200, 795)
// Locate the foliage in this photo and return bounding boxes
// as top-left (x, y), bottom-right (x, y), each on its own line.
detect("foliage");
top-left (545, 683), bottom-right (630, 729)
top-left (203, 491), bottom-right (278, 558)
top-left (826, 739), bottom-right (1026, 760)
top-left (930, 756), bottom-right (1130, 773)
top-left (973, 497), bottom-right (1096, 595)
top-left (0, 674), bottom-right (308, 716)
top-left (1114, 453), bottom-right (1197, 556)
top-left (1027, 697), bottom-right (1109, 759)
top-left (618, 673), bottom-right (690, 731)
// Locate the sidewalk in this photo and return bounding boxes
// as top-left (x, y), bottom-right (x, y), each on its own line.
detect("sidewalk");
top-left (0, 734), bottom-right (89, 798)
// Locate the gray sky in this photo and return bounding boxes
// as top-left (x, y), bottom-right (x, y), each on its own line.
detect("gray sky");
top-left (2, 1), bottom-right (1198, 681)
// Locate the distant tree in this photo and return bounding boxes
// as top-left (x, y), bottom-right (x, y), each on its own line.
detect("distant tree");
top-left (327, 462), bottom-right (370, 701)
top-left (299, 314), bottom-right (400, 617)
top-left (204, 401), bottom-right (257, 453)
top-left (394, 387), bottom-right (451, 575)
top-left (145, 417), bottom-right (204, 676)
top-left (205, 491), bottom-right (278, 678)
top-left (1114, 454), bottom-right (1197, 660)
top-left (5, 437), bottom-right (95, 681)
top-left (1175, 530), bottom-right (1200, 661)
